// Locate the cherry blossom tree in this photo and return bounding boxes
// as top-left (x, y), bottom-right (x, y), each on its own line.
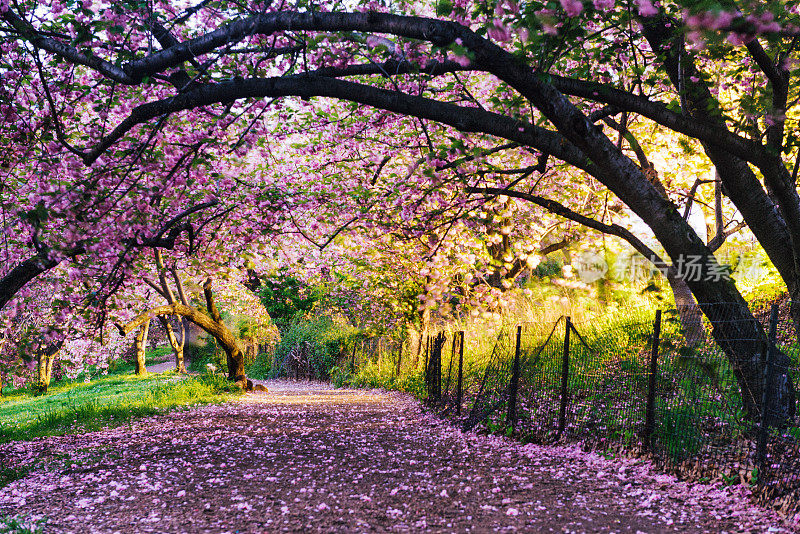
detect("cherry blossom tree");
top-left (2, 0), bottom-right (799, 419)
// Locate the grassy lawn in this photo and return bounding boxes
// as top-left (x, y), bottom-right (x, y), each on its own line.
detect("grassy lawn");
top-left (0, 372), bottom-right (241, 444)
top-left (104, 345), bottom-right (174, 375)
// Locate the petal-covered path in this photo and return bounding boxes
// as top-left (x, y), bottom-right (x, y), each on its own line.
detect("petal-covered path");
top-left (0, 381), bottom-right (795, 533)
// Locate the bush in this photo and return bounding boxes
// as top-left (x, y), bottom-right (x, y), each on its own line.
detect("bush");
top-left (267, 316), bottom-right (360, 379)
top-left (246, 352), bottom-right (272, 380)
top-left (188, 336), bottom-right (228, 374)
top-left (348, 359), bottom-right (426, 397)
top-left (194, 371), bottom-right (243, 394)
top-left (330, 365), bottom-right (351, 388)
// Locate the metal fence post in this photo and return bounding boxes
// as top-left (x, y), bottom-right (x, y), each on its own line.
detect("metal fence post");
top-left (557, 317), bottom-right (571, 438)
top-left (757, 304), bottom-right (779, 468)
top-left (507, 325), bottom-right (523, 430)
top-left (443, 334), bottom-right (455, 398)
top-left (433, 332), bottom-right (444, 402)
top-left (643, 309), bottom-right (662, 450)
top-left (456, 330), bottom-right (464, 415)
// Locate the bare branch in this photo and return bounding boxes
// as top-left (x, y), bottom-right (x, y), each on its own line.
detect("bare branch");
top-left (170, 268), bottom-right (190, 306)
top-left (1, 8), bottom-right (136, 84)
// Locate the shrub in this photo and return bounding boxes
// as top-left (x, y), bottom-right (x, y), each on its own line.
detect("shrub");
top-left (188, 335), bottom-right (228, 374)
top-left (268, 316), bottom-right (359, 379)
top-left (330, 365), bottom-right (351, 388)
top-left (348, 359), bottom-right (426, 397)
top-left (246, 352), bottom-right (272, 380)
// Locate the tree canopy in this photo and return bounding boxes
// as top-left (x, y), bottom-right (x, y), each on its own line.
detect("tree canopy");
top-left (2, 0), bottom-right (800, 418)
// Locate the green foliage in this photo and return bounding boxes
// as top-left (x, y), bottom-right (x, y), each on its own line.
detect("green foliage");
top-left (257, 269), bottom-right (319, 327)
top-left (268, 316), bottom-right (360, 379)
top-left (193, 371), bottom-right (243, 394)
top-left (0, 515), bottom-right (47, 534)
top-left (530, 257), bottom-right (562, 278)
top-left (188, 336), bottom-right (228, 374)
top-left (0, 372), bottom-right (240, 443)
top-left (655, 406), bottom-right (703, 460)
top-left (349, 360), bottom-right (426, 397)
top-left (245, 352), bottom-right (272, 380)
top-left (329, 365), bottom-right (351, 388)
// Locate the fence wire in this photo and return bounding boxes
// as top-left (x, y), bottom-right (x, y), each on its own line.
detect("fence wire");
top-left (415, 301), bottom-right (800, 514)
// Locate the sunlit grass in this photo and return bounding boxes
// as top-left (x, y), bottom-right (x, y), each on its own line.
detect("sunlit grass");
top-left (0, 372), bottom-right (241, 443)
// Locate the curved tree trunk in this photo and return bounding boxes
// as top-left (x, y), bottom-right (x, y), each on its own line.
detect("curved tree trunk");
top-left (636, 16), bottom-right (797, 425)
top-left (117, 300), bottom-right (246, 383)
top-left (159, 316), bottom-right (186, 373)
top-left (139, 263), bottom-right (246, 383)
top-left (134, 319), bottom-right (150, 376)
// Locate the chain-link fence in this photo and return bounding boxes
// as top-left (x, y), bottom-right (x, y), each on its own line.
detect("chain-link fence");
top-left (414, 302), bottom-right (800, 513)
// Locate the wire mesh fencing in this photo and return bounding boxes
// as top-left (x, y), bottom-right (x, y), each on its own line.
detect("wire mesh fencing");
top-left (414, 301), bottom-right (800, 513)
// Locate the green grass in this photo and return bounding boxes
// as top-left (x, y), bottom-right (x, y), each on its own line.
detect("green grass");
top-left (0, 515), bottom-right (47, 534)
top-left (0, 372), bottom-right (241, 443)
top-left (104, 345), bottom-right (174, 376)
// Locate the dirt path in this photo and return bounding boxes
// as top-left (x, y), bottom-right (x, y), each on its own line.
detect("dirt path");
top-left (0, 381), bottom-right (795, 533)
top-left (145, 360), bottom-right (178, 374)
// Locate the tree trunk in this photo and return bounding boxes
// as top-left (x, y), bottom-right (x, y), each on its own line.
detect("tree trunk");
top-left (467, 31), bottom-right (796, 424)
top-left (0, 336), bottom-right (4, 396)
top-left (413, 307), bottom-right (430, 372)
top-left (36, 352), bottom-right (48, 392)
top-left (159, 316), bottom-right (186, 373)
top-left (636, 19), bottom-right (797, 425)
top-left (395, 345), bottom-right (402, 377)
top-left (666, 267), bottom-right (706, 345)
top-left (134, 319), bottom-right (150, 376)
top-left (36, 341), bottom-right (62, 393)
top-left (117, 301), bottom-right (246, 384)
top-left (176, 319), bottom-right (187, 372)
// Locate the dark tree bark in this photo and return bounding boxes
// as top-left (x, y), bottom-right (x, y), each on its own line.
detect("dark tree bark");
top-left (0, 254), bottom-right (57, 312)
top-left (3, 8), bottom-right (797, 422)
top-left (666, 268), bottom-right (706, 345)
